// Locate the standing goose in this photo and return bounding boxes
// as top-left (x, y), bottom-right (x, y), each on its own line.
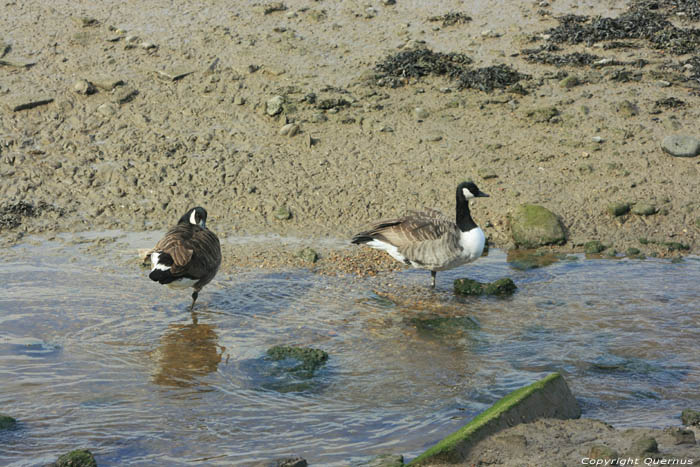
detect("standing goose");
top-left (147, 207), bottom-right (222, 310)
top-left (351, 181), bottom-right (489, 288)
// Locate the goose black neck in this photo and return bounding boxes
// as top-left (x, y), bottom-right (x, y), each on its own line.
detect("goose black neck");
top-left (456, 193), bottom-right (477, 232)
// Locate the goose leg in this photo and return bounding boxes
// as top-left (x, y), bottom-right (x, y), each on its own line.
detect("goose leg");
top-left (431, 271), bottom-right (436, 288)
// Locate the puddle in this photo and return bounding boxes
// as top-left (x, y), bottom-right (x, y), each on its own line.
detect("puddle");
top-left (0, 232), bottom-right (698, 465)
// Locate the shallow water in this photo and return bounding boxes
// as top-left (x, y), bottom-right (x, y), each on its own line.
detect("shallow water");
top-left (0, 232), bottom-right (699, 466)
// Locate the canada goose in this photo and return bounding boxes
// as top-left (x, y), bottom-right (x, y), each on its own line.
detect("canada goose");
top-left (147, 207), bottom-right (222, 310)
top-left (351, 181), bottom-right (489, 288)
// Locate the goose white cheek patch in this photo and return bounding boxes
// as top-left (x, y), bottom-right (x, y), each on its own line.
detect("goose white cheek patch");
top-left (462, 187), bottom-right (475, 199)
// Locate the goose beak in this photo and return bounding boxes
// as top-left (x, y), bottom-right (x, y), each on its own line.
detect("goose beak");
top-left (477, 190), bottom-right (489, 197)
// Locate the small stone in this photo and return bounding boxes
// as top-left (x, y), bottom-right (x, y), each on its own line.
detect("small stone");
top-left (607, 202), bottom-right (630, 217)
top-left (279, 123), bottom-right (300, 137)
top-left (414, 107), bottom-right (428, 119)
top-left (262, 2), bottom-right (287, 15)
top-left (588, 444), bottom-right (618, 460)
top-left (76, 16), bottom-right (99, 27)
top-left (681, 408), bottom-right (700, 426)
top-left (310, 112), bottom-right (327, 123)
top-left (628, 436), bottom-right (658, 456)
top-left (0, 414), bottom-right (17, 430)
top-left (54, 449), bottom-right (97, 467)
top-left (266, 95), bottom-right (285, 116)
top-left (155, 68), bottom-right (193, 81)
top-left (141, 41), bottom-right (157, 50)
top-left (626, 247), bottom-right (641, 256)
top-left (584, 240), bottom-right (605, 254)
top-left (615, 100), bottom-right (639, 117)
top-left (525, 106), bottom-right (559, 123)
top-left (559, 75), bottom-right (580, 89)
top-left (111, 85), bottom-right (138, 104)
top-left (73, 79), bottom-right (95, 95)
top-left (234, 95), bottom-right (246, 105)
top-left (426, 135), bottom-right (442, 142)
top-left (481, 29), bottom-right (501, 38)
top-left (478, 168), bottom-right (497, 179)
top-left (297, 247), bottom-right (318, 263)
top-left (656, 80), bottom-right (671, 87)
top-left (97, 103), bottom-right (118, 117)
top-left (273, 206), bottom-right (291, 220)
top-left (665, 427), bottom-right (695, 445)
top-left (591, 136), bottom-right (604, 143)
top-left (660, 135), bottom-right (700, 158)
top-left (631, 203), bottom-right (657, 216)
top-left (454, 277), bottom-right (516, 296)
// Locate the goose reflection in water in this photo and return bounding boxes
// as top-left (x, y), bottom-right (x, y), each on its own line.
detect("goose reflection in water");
top-left (151, 316), bottom-right (225, 388)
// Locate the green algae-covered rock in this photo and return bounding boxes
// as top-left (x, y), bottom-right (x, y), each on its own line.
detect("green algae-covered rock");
top-left (587, 444), bottom-right (618, 461)
top-left (297, 247), bottom-right (318, 263)
top-left (584, 240), bottom-right (605, 254)
top-left (362, 454), bottom-right (404, 467)
top-left (0, 414), bottom-right (17, 430)
top-left (55, 449), bottom-right (97, 467)
top-left (628, 436), bottom-right (658, 457)
top-left (266, 345), bottom-right (328, 378)
top-left (273, 206), bottom-right (292, 220)
top-left (607, 202), bottom-right (631, 216)
top-left (454, 278), bottom-right (516, 296)
top-left (632, 203), bottom-right (657, 216)
top-left (681, 408), bottom-right (700, 426)
top-left (510, 204), bottom-right (566, 248)
top-left (409, 315), bottom-right (479, 336)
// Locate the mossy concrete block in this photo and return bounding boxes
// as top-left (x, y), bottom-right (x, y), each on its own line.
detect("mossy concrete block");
top-left (0, 414), bottom-right (17, 430)
top-left (607, 202), bottom-right (630, 217)
top-left (408, 373), bottom-right (580, 465)
top-left (584, 240), bottom-right (605, 254)
top-left (54, 449), bottom-right (97, 467)
top-left (510, 204), bottom-right (566, 248)
top-left (454, 278), bottom-right (516, 296)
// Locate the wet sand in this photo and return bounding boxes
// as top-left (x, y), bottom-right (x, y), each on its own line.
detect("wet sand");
top-left (2, 0), bottom-right (699, 464)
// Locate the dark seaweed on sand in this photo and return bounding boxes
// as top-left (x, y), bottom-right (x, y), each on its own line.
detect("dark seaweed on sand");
top-left (542, 5), bottom-right (700, 55)
top-left (428, 12), bottom-right (472, 27)
top-left (0, 201), bottom-right (58, 230)
top-left (375, 48), bottom-right (527, 92)
top-left (523, 47), bottom-right (601, 67)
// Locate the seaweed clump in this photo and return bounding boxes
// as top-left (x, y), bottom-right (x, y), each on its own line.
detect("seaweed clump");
top-left (542, 5), bottom-right (700, 55)
top-left (428, 12), bottom-right (472, 27)
top-left (0, 201), bottom-right (58, 230)
top-left (375, 48), bottom-right (527, 92)
top-left (523, 45), bottom-right (601, 67)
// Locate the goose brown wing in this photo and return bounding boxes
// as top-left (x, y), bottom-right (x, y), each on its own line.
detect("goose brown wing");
top-left (185, 228), bottom-right (222, 280)
top-left (360, 209), bottom-right (455, 248)
top-left (154, 225), bottom-right (194, 275)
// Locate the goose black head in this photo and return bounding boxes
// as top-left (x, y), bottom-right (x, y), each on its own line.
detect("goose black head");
top-left (457, 181), bottom-right (489, 200)
top-left (180, 207), bottom-right (208, 229)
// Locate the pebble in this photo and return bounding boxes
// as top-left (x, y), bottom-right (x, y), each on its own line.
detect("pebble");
top-left (310, 112), bottom-right (327, 123)
top-left (591, 136), bottom-right (604, 143)
top-left (234, 95), bottom-right (245, 105)
top-left (140, 42), bottom-right (157, 50)
top-left (266, 95), bottom-right (285, 116)
top-left (607, 202), bottom-right (630, 217)
top-left (73, 79), bottom-right (95, 95)
top-left (660, 135), bottom-right (700, 158)
top-left (92, 76), bottom-right (124, 90)
top-left (97, 103), bottom-right (118, 117)
top-left (273, 206), bottom-right (292, 220)
top-left (657, 80), bottom-right (671, 87)
top-left (414, 107), bottom-right (428, 119)
top-left (279, 123), bottom-right (300, 137)
top-left (155, 68), bottom-right (193, 81)
top-left (632, 203), bottom-right (657, 216)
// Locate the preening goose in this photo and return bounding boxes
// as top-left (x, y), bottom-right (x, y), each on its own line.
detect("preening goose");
top-left (351, 181), bottom-right (489, 288)
top-left (147, 207), bottom-right (222, 310)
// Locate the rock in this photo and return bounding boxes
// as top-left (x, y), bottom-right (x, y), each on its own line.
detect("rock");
top-left (426, 134), bottom-right (442, 142)
top-left (510, 204), bottom-right (566, 248)
top-left (91, 76), bottom-right (124, 90)
top-left (559, 75), bottom-right (580, 88)
top-left (628, 436), bottom-right (658, 456)
top-left (279, 123), bottom-right (300, 137)
top-left (111, 86), bottom-right (138, 104)
top-left (665, 427), bottom-right (695, 445)
top-left (297, 247), bottom-right (318, 263)
top-left (525, 106), bottom-right (559, 123)
top-left (615, 100), bottom-right (639, 117)
top-left (361, 454), bottom-right (403, 466)
top-left (73, 79), bottom-right (95, 95)
top-left (0, 414), bottom-right (17, 430)
top-left (626, 247), bottom-right (641, 256)
top-left (310, 112), bottom-right (327, 123)
top-left (252, 457), bottom-right (307, 467)
top-left (97, 103), bottom-right (118, 117)
top-left (140, 41), bottom-right (157, 50)
top-left (317, 98), bottom-right (350, 110)
top-left (54, 449), bottom-right (97, 467)
top-left (266, 345), bottom-right (328, 378)
top-left (660, 135), bottom-right (700, 157)
top-left (5, 94), bottom-right (54, 111)
top-left (454, 277), bottom-right (516, 296)
top-left (591, 136), bottom-right (604, 143)
top-left (607, 202), bottom-right (630, 216)
top-left (681, 408), bottom-right (700, 426)
top-left (409, 315), bottom-right (479, 339)
top-left (262, 2), bottom-right (287, 14)
top-left (155, 68), bottom-right (193, 82)
top-left (273, 206), bottom-right (291, 220)
top-left (584, 240), bottom-right (605, 254)
top-left (266, 95), bottom-right (285, 116)
top-left (587, 444), bottom-right (618, 460)
top-left (414, 107), bottom-right (429, 119)
top-left (234, 95), bottom-right (245, 105)
top-left (631, 203), bottom-right (657, 216)
top-left (478, 168), bottom-right (497, 179)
